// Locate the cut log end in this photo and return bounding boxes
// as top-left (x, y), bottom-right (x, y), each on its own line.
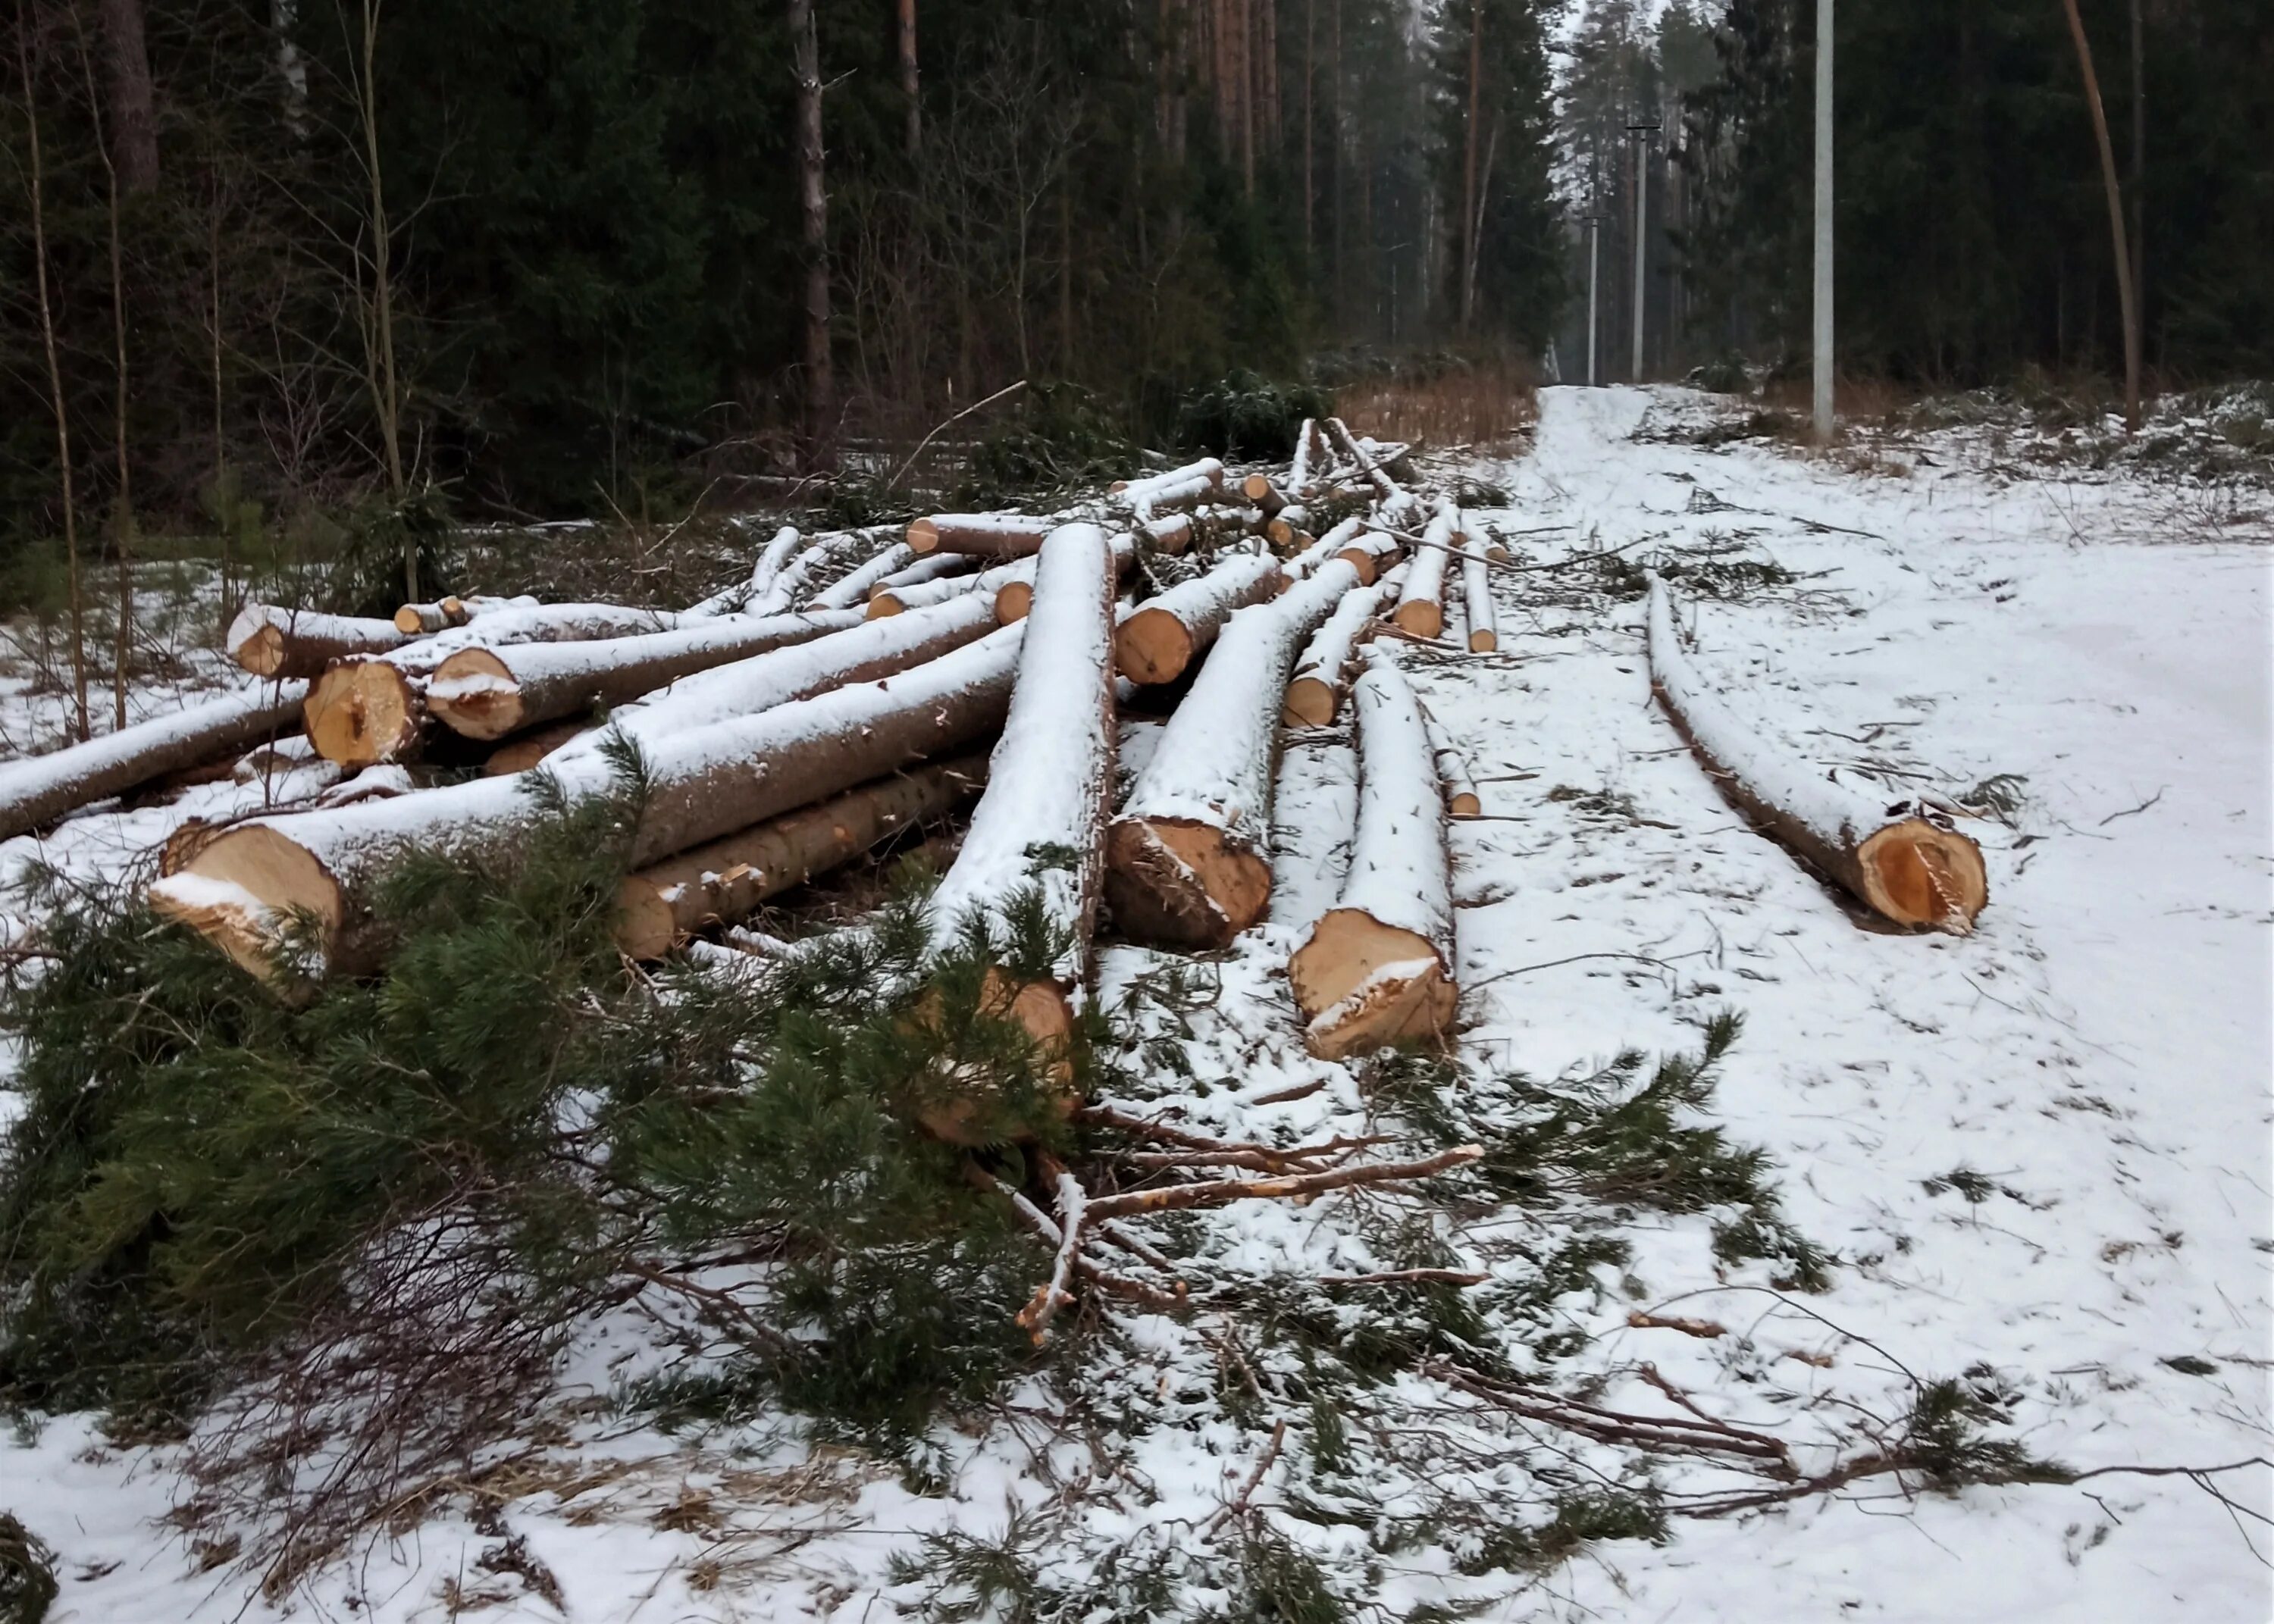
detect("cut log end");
top-left (994, 580), bottom-right (1035, 624)
top-left (304, 661), bottom-right (420, 767)
top-left (152, 825), bottom-right (342, 981)
top-left (1114, 606), bottom-right (1195, 685)
top-left (910, 967), bottom-right (1080, 1147)
top-left (1447, 789), bottom-right (1481, 818)
top-left (1467, 628), bottom-right (1498, 653)
top-left (1856, 819), bottom-right (1990, 933)
top-left (424, 649), bottom-right (520, 740)
top-left (1391, 601), bottom-right (1442, 640)
top-left (1104, 816), bottom-right (1271, 950)
top-left (233, 623), bottom-right (288, 677)
top-left (1289, 909), bottom-right (1455, 1061)
top-left (907, 517), bottom-right (943, 554)
top-left (1282, 675), bottom-right (1336, 728)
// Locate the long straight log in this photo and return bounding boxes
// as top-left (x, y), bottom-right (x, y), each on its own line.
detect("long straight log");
top-left (1391, 503), bottom-right (1456, 639)
top-left (685, 525), bottom-right (801, 618)
top-left (1288, 418), bottom-right (1321, 494)
top-left (1239, 473), bottom-right (1289, 516)
top-left (227, 606), bottom-right (410, 680)
top-left (1282, 562), bottom-right (1408, 727)
top-left (1114, 550), bottom-right (1283, 684)
top-left (1646, 573), bottom-right (1987, 932)
top-left (919, 524), bottom-right (1119, 1144)
top-left (0, 681), bottom-right (308, 841)
top-left (1289, 646), bottom-right (1458, 1059)
top-left (153, 624), bottom-right (1029, 978)
top-left (423, 608), bottom-right (866, 740)
top-left (391, 593), bottom-right (532, 635)
top-left (863, 552), bottom-right (976, 604)
top-left (303, 602), bottom-right (683, 768)
top-left (869, 555), bottom-right (1016, 618)
top-left (616, 753), bottom-right (986, 959)
top-left (1113, 458), bottom-right (1224, 518)
top-left (1460, 523), bottom-right (1498, 652)
top-left (907, 514), bottom-right (1052, 559)
top-left (1106, 559), bottom-right (1361, 947)
top-left (751, 527), bottom-right (894, 616)
top-left (813, 543), bottom-right (917, 609)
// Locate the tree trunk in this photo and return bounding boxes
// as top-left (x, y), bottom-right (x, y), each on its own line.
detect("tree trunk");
top-left (2128, 0), bottom-right (2144, 385)
top-left (1288, 646), bottom-right (1457, 1059)
top-left (992, 532), bottom-right (1134, 624)
top-left (618, 753), bottom-right (985, 959)
top-left (790, 0), bottom-right (835, 460)
top-left (897, 0), bottom-right (920, 161)
top-left (2059, 0), bottom-right (2141, 431)
top-left (1282, 562), bottom-right (1403, 725)
top-left (155, 625), bottom-right (1029, 978)
top-left (907, 514), bottom-right (1056, 558)
top-left (917, 527), bottom-right (1119, 1144)
top-left (303, 603), bottom-right (684, 767)
top-left (1, 683), bottom-right (308, 841)
top-left (1389, 504), bottom-right (1455, 638)
top-left (1107, 558), bottom-right (1360, 947)
top-left (96, 0), bottom-right (158, 190)
top-left (1115, 551), bottom-right (1283, 684)
top-left (1333, 528), bottom-right (1402, 586)
top-left (1646, 573), bottom-right (1987, 932)
top-left (227, 605), bottom-right (414, 679)
top-left (1459, 0), bottom-right (1480, 334)
top-left (1303, 0), bottom-right (1314, 255)
top-left (1111, 456), bottom-right (1225, 517)
top-left (424, 609), bottom-right (867, 740)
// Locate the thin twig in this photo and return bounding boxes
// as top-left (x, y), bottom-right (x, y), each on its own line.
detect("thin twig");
top-left (884, 379), bottom-right (1028, 493)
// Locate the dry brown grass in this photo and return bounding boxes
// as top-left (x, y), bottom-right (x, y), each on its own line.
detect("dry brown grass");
top-left (1339, 356), bottom-right (1539, 453)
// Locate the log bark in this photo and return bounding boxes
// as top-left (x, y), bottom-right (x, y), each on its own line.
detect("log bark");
top-left (1289, 646), bottom-right (1458, 1059)
top-left (1107, 557), bottom-right (1360, 947)
top-left (860, 551), bottom-right (975, 605)
top-left (1646, 573), bottom-right (1987, 932)
top-left (1, 681), bottom-right (307, 841)
top-left (1390, 503), bottom-right (1456, 638)
top-left (1288, 418), bottom-right (1320, 494)
top-left (1460, 522), bottom-right (1498, 652)
top-left (1114, 550), bottom-right (1283, 684)
top-left (482, 721), bottom-right (594, 777)
top-left (907, 513), bottom-right (1054, 558)
top-left (919, 524), bottom-right (1119, 1144)
top-left (303, 602), bottom-right (682, 768)
top-left (424, 609), bottom-right (865, 740)
top-left (1282, 562), bottom-right (1406, 726)
top-left (617, 753), bottom-right (985, 959)
top-left (227, 605), bottom-right (412, 680)
top-left (153, 624), bottom-right (1029, 979)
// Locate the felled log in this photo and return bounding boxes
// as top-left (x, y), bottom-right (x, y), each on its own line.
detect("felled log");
top-left (616, 753), bottom-right (985, 959)
top-left (1282, 562), bottom-right (1408, 727)
top-left (152, 624), bottom-right (1029, 978)
top-left (423, 608), bottom-right (865, 740)
top-left (993, 532), bottom-right (1134, 624)
top-left (750, 527), bottom-right (894, 616)
top-left (1113, 458), bottom-right (1223, 518)
top-left (303, 602), bottom-right (681, 768)
top-left (227, 605), bottom-right (410, 680)
top-left (1430, 728), bottom-right (1483, 818)
top-left (1288, 646), bottom-right (1458, 1059)
top-left (482, 721), bottom-right (593, 777)
top-left (1321, 418), bottom-right (1417, 522)
top-left (1114, 550), bottom-right (1283, 685)
top-left (1390, 503), bottom-right (1457, 639)
top-left (1107, 558), bottom-right (1361, 947)
top-left (1240, 473), bottom-right (1289, 516)
top-left (1460, 524), bottom-right (1499, 652)
top-left (1288, 418), bottom-right (1323, 496)
top-left (1284, 518), bottom-right (1366, 581)
top-left (1646, 573), bottom-right (1987, 933)
top-left (1142, 514), bottom-right (1195, 555)
top-left (1264, 508), bottom-right (1309, 549)
top-left (906, 514), bottom-right (1051, 559)
top-left (685, 525), bottom-right (802, 618)
top-left (862, 552), bottom-right (976, 605)
top-left (390, 594), bottom-right (531, 634)
top-left (869, 556), bottom-right (1011, 618)
top-left (813, 543), bottom-right (917, 609)
top-left (919, 524), bottom-right (1119, 1144)
top-left (1335, 529), bottom-right (1403, 587)
top-left (0, 681), bottom-right (309, 842)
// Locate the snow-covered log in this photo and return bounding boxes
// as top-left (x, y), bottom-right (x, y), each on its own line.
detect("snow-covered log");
top-left (1335, 529), bottom-right (1402, 586)
top-left (906, 514), bottom-right (1052, 559)
top-left (993, 532), bottom-right (1134, 624)
top-left (1460, 524), bottom-right (1499, 652)
top-left (302, 602), bottom-right (682, 767)
top-left (813, 543), bottom-right (917, 609)
top-left (862, 552), bottom-right (976, 605)
top-left (1106, 558), bottom-right (1361, 947)
top-left (391, 594), bottom-right (532, 635)
top-left (0, 682), bottom-right (309, 841)
top-left (1390, 503), bottom-right (1457, 639)
top-left (1114, 550), bottom-right (1283, 685)
top-left (1424, 711), bottom-right (1482, 818)
top-left (1264, 508), bottom-right (1309, 549)
top-left (423, 608), bottom-right (865, 740)
top-left (1142, 514), bottom-right (1195, 555)
top-left (1288, 420), bottom-right (1321, 494)
top-left (869, 555), bottom-right (1016, 618)
top-left (919, 524), bottom-right (1119, 1143)
top-left (1283, 518), bottom-right (1367, 582)
top-left (684, 525), bottom-right (803, 618)
top-left (1113, 458), bottom-right (1224, 518)
top-left (482, 721), bottom-right (593, 777)
top-left (1321, 418), bottom-right (1417, 522)
top-left (750, 527), bottom-right (893, 616)
top-left (1288, 646), bottom-right (1458, 1059)
top-left (616, 753), bottom-right (986, 959)
top-left (153, 624), bottom-right (1029, 978)
top-left (227, 605), bottom-right (412, 680)
top-left (1281, 563), bottom-right (1408, 726)
top-left (1646, 573), bottom-right (1987, 933)
top-left (1239, 473), bottom-right (1289, 516)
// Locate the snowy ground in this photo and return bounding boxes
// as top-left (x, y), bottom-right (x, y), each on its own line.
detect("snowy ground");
top-left (2, 384), bottom-right (2267, 1621)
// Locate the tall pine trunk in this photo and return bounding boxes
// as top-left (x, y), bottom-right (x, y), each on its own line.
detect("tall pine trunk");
top-left (1459, 0), bottom-right (1480, 334)
top-left (790, 0), bottom-right (834, 462)
top-left (96, 0), bottom-right (157, 190)
top-left (2059, 0), bottom-right (2141, 431)
top-left (897, 0), bottom-right (919, 161)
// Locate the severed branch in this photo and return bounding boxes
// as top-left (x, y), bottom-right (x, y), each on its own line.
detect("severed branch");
top-left (1083, 1146), bottom-right (1481, 1222)
top-left (1016, 1152), bottom-right (1088, 1338)
top-left (1204, 1419), bottom-right (1289, 1538)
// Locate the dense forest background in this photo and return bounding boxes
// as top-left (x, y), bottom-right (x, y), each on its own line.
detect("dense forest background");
top-left (2, 0), bottom-right (2266, 549)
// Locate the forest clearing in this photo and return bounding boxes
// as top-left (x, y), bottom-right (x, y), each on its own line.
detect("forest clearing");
top-left (0, 382), bottom-right (2266, 1622)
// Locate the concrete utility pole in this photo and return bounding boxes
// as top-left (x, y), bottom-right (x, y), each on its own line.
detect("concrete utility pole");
top-left (1812, 0), bottom-right (1834, 440)
top-left (1585, 216), bottom-right (1602, 386)
top-left (1626, 120), bottom-right (1660, 382)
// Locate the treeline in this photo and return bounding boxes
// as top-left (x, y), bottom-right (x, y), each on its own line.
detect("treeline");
top-left (1, 0), bottom-right (1564, 546)
top-left (1556, 0), bottom-right (2270, 391)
